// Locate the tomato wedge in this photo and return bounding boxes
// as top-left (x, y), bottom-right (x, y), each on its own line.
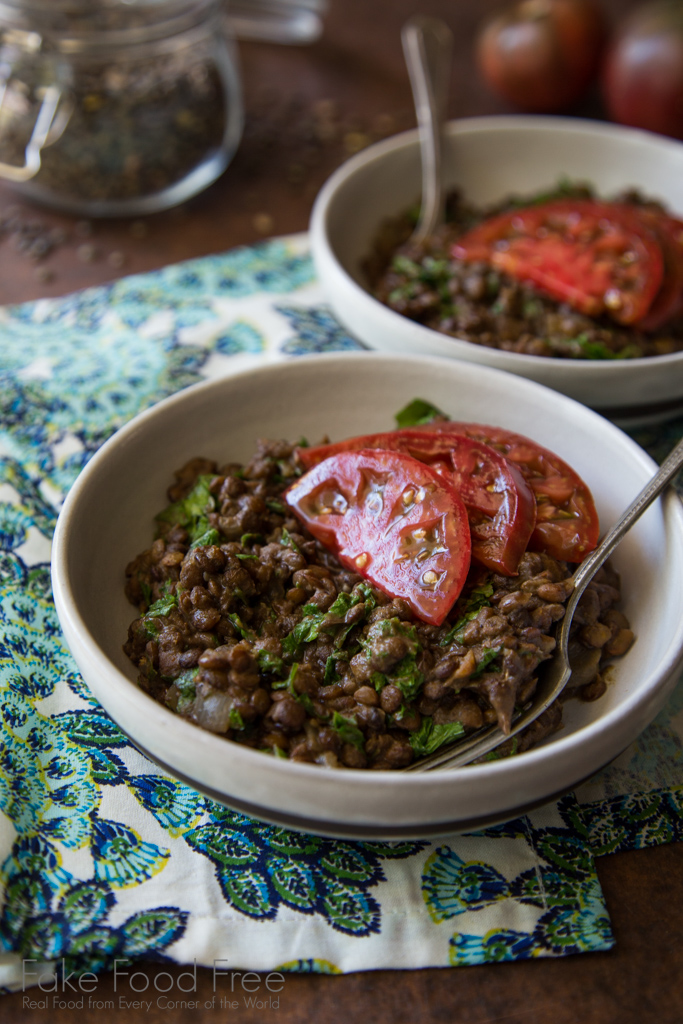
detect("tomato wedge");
top-left (285, 450), bottom-right (471, 626)
top-left (452, 199), bottom-right (664, 325)
top-left (636, 210), bottom-right (683, 331)
top-left (298, 430), bottom-right (536, 576)
top-left (417, 422), bottom-right (599, 563)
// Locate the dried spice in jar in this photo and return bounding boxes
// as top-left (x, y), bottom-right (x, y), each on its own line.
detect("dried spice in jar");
top-left (0, 0), bottom-right (243, 216)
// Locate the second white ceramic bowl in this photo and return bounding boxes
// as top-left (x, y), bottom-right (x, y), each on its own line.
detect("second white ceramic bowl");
top-left (310, 116), bottom-right (683, 424)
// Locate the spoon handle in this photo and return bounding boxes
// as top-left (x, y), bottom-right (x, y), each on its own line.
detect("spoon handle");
top-left (571, 434), bottom-right (683, 593)
top-left (401, 16), bottom-right (452, 245)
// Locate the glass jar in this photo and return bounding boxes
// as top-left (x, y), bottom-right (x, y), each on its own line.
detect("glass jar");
top-left (0, 0), bottom-right (243, 216)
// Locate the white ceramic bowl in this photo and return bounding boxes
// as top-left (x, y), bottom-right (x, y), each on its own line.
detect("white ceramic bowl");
top-left (51, 353), bottom-right (683, 839)
top-left (310, 116), bottom-right (683, 425)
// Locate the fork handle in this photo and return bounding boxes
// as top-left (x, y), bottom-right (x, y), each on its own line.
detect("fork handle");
top-left (571, 434), bottom-right (683, 593)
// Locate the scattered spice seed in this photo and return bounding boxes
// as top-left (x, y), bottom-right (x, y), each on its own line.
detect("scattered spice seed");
top-left (107, 250), bottom-right (127, 268)
top-left (253, 212), bottom-right (274, 235)
top-left (129, 220), bottom-right (149, 239)
top-left (286, 162), bottom-right (306, 184)
top-left (76, 242), bottom-right (99, 263)
top-left (343, 131), bottom-right (371, 154)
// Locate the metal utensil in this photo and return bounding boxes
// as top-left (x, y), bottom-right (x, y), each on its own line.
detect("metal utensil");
top-left (401, 15), bottom-right (453, 246)
top-left (404, 434), bottom-right (683, 772)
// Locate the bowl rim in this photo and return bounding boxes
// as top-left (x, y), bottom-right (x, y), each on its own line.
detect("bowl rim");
top-left (309, 113), bottom-right (683, 378)
top-left (50, 351), bottom-right (683, 820)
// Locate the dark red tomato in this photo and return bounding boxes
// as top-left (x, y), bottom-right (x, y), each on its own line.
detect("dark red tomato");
top-left (602, 0), bottom-right (683, 141)
top-left (453, 199), bottom-right (665, 325)
top-left (298, 431), bottom-right (536, 576)
top-left (476, 0), bottom-right (605, 113)
top-left (285, 450), bottom-right (471, 626)
top-left (636, 209), bottom-right (683, 331)
top-left (415, 422), bottom-right (599, 563)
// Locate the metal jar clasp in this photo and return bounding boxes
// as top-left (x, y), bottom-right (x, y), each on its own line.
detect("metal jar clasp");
top-left (0, 80), bottom-right (64, 182)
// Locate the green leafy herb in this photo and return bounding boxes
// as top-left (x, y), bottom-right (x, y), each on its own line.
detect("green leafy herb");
top-left (190, 527), bottom-right (221, 549)
top-left (257, 650), bottom-right (285, 676)
top-left (388, 285), bottom-right (418, 305)
top-left (330, 711), bottom-right (365, 751)
top-left (229, 707), bottom-right (246, 731)
top-left (272, 745), bottom-right (288, 758)
top-left (360, 618), bottom-right (423, 702)
top-left (410, 717), bottom-right (465, 758)
top-left (484, 736), bottom-right (519, 761)
top-left (266, 498), bottom-right (287, 515)
top-left (380, 617), bottom-right (418, 642)
top-left (282, 613), bottom-right (326, 656)
top-left (271, 664), bottom-right (318, 718)
top-left (506, 177), bottom-right (592, 210)
top-left (297, 692), bottom-right (317, 717)
top-left (282, 584), bottom-right (377, 657)
top-left (280, 527), bottom-right (300, 552)
top-left (167, 668), bottom-right (198, 714)
top-left (395, 398), bottom-right (447, 429)
top-left (226, 613), bottom-right (256, 641)
top-left (175, 668), bottom-right (198, 693)
top-left (272, 663), bottom-right (299, 693)
top-left (145, 591), bottom-right (178, 618)
top-left (471, 645), bottom-right (504, 679)
top-left (573, 334), bottom-right (618, 360)
top-left (420, 255), bottom-right (449, 280)
top-left (391, 254), bottom-right (421, 277)
top-left (155, 475), bottom-right (216, 544)
top-left (236, 552), bottom-right (258, 561)
top-left (138, 586), bottom-right (178, 639)
top-left (355, 582), bottom-right (378, 610)
top-left (240, 532), bottom-right (264, 547)
top-left (392, 656), bottom-right (424, 703)
top-left (485, 271), bottom-right (501, 298)
top-left (570, 334), bottom-right (641, 361)
top-left (323, 654), bottom-right (340, 685)
top-left (440, 582), bottom-right (494, 646)
top-left (371, 671), bottom-right (388, 692)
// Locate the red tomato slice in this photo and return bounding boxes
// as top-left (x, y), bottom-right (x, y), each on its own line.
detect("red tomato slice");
top-left (417, 422), bottom-right (599, 563)
top-left (636, 210), bottom-right (683, 331)
top-left (285, 450), bottom-right (471, 626)
top-left (452, 199), bottom-right (664, 325)
top-left (298, 431), bottom-right (536, 576)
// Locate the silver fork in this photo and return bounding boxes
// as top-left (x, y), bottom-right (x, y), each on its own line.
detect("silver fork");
top-left (403, 434), bottom-right (683, 772)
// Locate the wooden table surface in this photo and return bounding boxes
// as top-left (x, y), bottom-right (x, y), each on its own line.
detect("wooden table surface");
top-left (4, 1), bottom-right (683, 1021)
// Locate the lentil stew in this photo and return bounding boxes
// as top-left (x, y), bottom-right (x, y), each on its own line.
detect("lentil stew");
top-left (365, 183), bottom-right (683, 359)
top-left (123, 429), bottom-right (634, 770)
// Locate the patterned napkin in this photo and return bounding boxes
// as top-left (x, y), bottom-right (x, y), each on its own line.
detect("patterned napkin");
top-left (1, 234), bottom-right (682, 992)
